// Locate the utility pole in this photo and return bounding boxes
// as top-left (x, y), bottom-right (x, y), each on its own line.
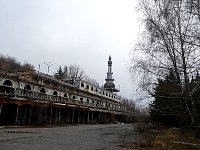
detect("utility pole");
top-left (44, 62), bottom-right (54, 74)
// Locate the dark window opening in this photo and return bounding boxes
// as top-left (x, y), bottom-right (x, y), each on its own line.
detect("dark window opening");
top-left (86, 85), bottom-right (89, 89)
top-left (73, 96), bottom-right (76, 99)
top-left (80, 97), bottom-right (83, 101)
top-left (53, 91), bottom-right (58, 96)
top-left (91, 87), bottom-right (93, 91)
top-left (81, 83), bottom-right (84, 87)
top-left (25, 85), bottom-right (31, 91)
top-left (64, 93), bottom-right (67, 97)
top-left (40, 88), bottom-right (46, 94)
top-left (3, 80), bottom-right (12, 87)
top-left (87, 99), bottom-right (89, 102)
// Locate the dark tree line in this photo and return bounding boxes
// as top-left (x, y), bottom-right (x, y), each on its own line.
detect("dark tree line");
top-left (0, 54), bottom-right (34, 72)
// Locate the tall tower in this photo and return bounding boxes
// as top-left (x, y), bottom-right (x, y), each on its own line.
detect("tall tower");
top-left (104, 56), bottom-right (119, 92)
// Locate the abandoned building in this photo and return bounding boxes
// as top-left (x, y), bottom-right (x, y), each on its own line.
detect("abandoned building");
top-left (0, 56), bottom-right (133, 125)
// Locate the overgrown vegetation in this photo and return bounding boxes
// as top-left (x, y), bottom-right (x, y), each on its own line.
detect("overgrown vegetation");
top-left (131, 0), bottom-right (200, 128)
top-left (120, 121), bottom-right (200, 150)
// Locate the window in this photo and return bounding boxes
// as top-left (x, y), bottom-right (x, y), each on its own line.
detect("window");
top-left (40, 88), bottom-right (46, 94)
top-left (81, 83), bottom-right (84, 87)
top-left (3, 80), bottom-right (12, 87)
top-left (87, 99), bottom-right (90, 102)
top-left (103, 91), bottom-right (105, 95)
top-left (25, 85), bottom-right (31, 91)
top-left (80, 97), bottom-right (83, 101)
top-left (53, 91), bottom-right (58, 96)
top-left (91, 87), bottom-right (93, 91)
top-left (95, 88), bottom-right (98, 92)
top-left (64, 93), bottom-right (67, 97)
top-left (86, 85), bottom-right (89, 89)
top-left (73, 96), bottom-right (76, 99)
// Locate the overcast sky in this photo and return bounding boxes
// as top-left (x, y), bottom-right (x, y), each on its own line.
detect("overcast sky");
top-left (0, 0), bottom-right (142, 100)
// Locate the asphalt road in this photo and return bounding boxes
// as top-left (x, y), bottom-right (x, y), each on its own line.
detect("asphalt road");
top-left (0, 124), bottom-right (139, 150)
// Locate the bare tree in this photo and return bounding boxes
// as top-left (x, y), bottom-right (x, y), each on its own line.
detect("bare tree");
top-left (83, 75), bottom-right (99, 87)
top-left (63, 64), bottom-right (84, 84)
top-left (131, 0), bottom-right (200, 125)
top-left (0, 54), bottom-right (34, 72)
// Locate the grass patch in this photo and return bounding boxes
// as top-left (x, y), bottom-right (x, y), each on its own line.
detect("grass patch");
top-left (119, 123), bottom-right (200, 150)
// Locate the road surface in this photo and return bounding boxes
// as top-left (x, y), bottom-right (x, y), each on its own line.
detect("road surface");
top-left (0, 124), bottom-right (140, 150)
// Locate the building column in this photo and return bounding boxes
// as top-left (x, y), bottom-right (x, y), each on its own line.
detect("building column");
top-left (98, 112), bottom-right (101, 123)
top-left (28, 106), bottom-right (32, 125)
top-left (72, 109), bottom-right (74, 124)
top-left (91, 111), bottom-right (94, 124)
top-left (58, 109), bottom-right (61, 124)
top-left (15, 105), bottom-right (19, 125)
top-left (65, 109), bottom-right (68, 124)
top-left (50, 107), bottom-right (53, 125)
top-left (82, 111), bottom-right (85, 124)
top-left (77, 109), bottom-right (80, 124)
top-left (67, 110), bottom-right (70, 123)
top-left (0, 103), bottom-right (3, 116)
top-left (87, 111), bottom-right (90, 124)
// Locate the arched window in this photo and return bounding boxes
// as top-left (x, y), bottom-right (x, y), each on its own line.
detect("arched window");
top-left (91, 87), bottom-right (93, 91)
top-left (3, 80), bottom-right (12, 86)
top-left (86, 85), bottom-right (89, 89)
top-left (64, 93), bottom-right (68, 97)
top-left (40, 88), bottom-right (46, 94)
top-left (87, 99), bottom-right (90, 102)
top-left (81, 83), bottom-right (84, 88)
top-left (80, 97), bottom-right (83, 101)
top-left (25, 85), bottom-right (31, 91)
top-left (95, 88), bottom-right (98, 92)
top-left (53, 91), bottom-right (58, 96)
top-left (73, 95), bottom-right (76, 99)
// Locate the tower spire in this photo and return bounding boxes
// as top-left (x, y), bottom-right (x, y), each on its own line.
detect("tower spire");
top-left (104, 56), bottom-right (119, 93)
top-left (106, 55), bottom-right (114, 81)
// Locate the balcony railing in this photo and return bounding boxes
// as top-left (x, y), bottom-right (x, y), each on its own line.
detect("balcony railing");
top-left (0, 86), bottom-right (125, 112)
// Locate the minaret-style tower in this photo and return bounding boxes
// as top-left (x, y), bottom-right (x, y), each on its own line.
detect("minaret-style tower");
top-left (104, 56), bottom-right (119, 92)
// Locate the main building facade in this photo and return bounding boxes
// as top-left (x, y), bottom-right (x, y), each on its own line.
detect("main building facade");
top-left (0, 56), bottom-right (132, 125)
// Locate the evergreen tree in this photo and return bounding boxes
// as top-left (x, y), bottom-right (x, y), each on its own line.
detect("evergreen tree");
top-left (150, 70), bottom-right (189, 127)
top-left (54, 66), bottom-right (64, 80)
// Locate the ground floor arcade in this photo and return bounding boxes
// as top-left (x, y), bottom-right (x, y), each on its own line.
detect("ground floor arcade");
top-left (0, 98), bottom-right (125, 126)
